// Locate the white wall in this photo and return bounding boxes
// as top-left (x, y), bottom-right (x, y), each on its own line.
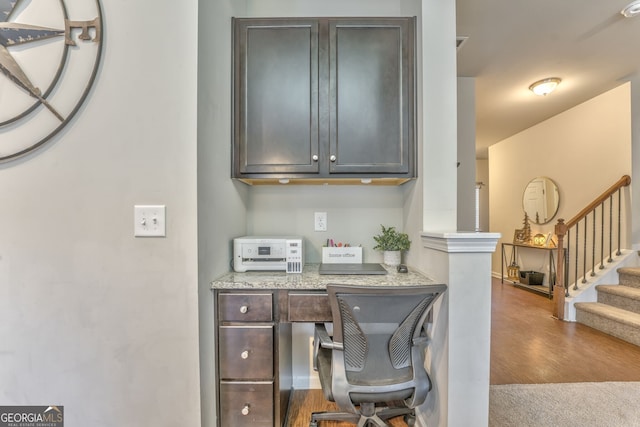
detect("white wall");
top-left (630, 77), bottom-right (640, 248)
top-left (0, 1), bottom-right (201, 426)
top-left (458, 78), bottom-right (477, 232)
top-left (489, 83), bottom-right (632, 275)
top-left (406, 1), bottom-right (463, 425)
top-left (477, 159), bottom-right (490, 232)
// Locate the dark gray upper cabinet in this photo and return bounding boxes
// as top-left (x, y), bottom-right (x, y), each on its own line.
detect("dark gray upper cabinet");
top-left (232, 17), bottom-right (416, 183)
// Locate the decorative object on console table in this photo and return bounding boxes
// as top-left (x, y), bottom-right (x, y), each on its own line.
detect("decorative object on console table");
top-left (373, 225), bottom-right (411, 266)
top-left (520, 271), bottom-right (544, 286)
top-left (521, 212), bottom-right (532, 243)
top-left (507, 262), bottom-right (520, 282)
top-left (513, 229), bottom-right (528, 245)
top-left (507, 248), bottom-right (520, 281)
top-left (532, 233), bottom-right (547, 246)
top-left (513, 213), bottom-right (532, 245)
top-left (545, 232), bottom-right (557, 247)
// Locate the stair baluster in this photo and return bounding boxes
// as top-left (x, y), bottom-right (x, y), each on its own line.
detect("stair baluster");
top-left (582, 218), bottom-right (588, 284)
top-left (553, 175), bottom-right (631, 320)
top-left (599, 203), bottom-right (605, 270)
top-left (617, 187), bottom-right (623, 256)
top-left (609, 194), bottom-right (614, 263)
top-left (591, 208), bottom-right (596, 278)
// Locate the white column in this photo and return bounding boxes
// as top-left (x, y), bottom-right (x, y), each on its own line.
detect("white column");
top-left (420, 0), bottom-right (458, 231)
top-left (420, 232), bottom-right (500, 427)
top-left (629, 76), bottom-right (640, 248)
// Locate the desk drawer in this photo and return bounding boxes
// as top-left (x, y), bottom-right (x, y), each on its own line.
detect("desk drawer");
top-left (288, 293), bottom-right (331, 322)
top-left (220, 381), bottom-right (273, 427)
top-left (219, 325), bottom-right (274, 379)
top-left (218, 293), bottom-right (273, 322)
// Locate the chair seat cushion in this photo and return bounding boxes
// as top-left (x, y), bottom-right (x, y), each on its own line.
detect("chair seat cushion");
top-left (350, 388), bottom-right (413, 404)
top-left (317, 344), bottom-right (417, 404)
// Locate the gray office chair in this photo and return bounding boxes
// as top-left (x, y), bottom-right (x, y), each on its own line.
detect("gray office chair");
top-left (310, 284), bottom-right (446, 427)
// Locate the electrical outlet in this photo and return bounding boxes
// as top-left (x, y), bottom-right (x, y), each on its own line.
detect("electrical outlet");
top-left (314, 212), bottom-right (327, 232)
top-left (134, 205), bottom-right (166, 237)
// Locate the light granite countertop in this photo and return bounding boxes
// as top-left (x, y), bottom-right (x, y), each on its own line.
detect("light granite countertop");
top-left (211, 263), bottom-right (438, 290)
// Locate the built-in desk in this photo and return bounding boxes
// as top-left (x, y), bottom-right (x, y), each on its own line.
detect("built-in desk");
top-left (211, 264), bottom-right (440, 427)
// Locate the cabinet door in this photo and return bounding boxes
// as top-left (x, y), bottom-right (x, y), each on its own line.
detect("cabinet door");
top-left (328, 18), bottom-right (415, 175)
top-left (233, 19), bottom-right (320, 175)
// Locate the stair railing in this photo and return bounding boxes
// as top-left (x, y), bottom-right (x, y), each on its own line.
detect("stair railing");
top-left (553, 175), bottom-right (631, 320)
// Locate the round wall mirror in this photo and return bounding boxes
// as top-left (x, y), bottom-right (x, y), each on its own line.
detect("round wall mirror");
top-left (522, 177), bottom-right (560, 225)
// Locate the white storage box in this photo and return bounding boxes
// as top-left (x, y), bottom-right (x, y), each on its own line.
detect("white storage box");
top-left (322, 247), bottom-right (362, 264)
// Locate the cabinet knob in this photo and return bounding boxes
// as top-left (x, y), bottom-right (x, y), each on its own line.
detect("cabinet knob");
top-left (241, 404), bottom-right (250, 416)
top-left (330, 155), bottom-right (336, 162)
top-left (239, 305), bottom-right (248, 314)
top-left (312, 155), bottom-right (318, 161)
top-left (241, 350), bottom-right (249, 359)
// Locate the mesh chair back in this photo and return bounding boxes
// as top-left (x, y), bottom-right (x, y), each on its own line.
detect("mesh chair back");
top-left (328, 285), bottom-right (444, 385)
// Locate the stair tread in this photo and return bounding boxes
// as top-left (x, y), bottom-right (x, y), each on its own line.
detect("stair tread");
top-left (575, 302), bottom-right (640, 326)
top-left (616, 267), bottom-right (640, 289)
top-left (597, 285), bottom-right (640, 299)
top-left (617, 267), bottom-right (640, 277)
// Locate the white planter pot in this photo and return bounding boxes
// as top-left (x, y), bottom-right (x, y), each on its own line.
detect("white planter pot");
top-left (383, 250), bottom-right (402, 266)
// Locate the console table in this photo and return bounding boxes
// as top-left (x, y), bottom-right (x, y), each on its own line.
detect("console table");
top-left (211, 264), bottom-right (442, 427)
top-left (501, 243), bottom-right (567, 298)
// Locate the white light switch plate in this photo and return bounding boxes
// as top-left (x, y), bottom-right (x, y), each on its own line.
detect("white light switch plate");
top-left (134, 205), bottom-right (166, 237)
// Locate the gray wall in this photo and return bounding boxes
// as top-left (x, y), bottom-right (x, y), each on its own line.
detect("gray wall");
top-left (197, 1), bottom-right (428, 426)
top-left (197, 1), bottom-right (250, 426)
top-left (1, 0), bottom-right (465, 426)
top-left (248, 186), bottom-right (405, 264)
top-left (0, 1), bottom-right (201, 426)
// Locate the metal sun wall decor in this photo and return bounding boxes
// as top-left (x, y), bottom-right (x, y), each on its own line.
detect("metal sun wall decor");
top-left (0, 0), bottom-right (103, 162)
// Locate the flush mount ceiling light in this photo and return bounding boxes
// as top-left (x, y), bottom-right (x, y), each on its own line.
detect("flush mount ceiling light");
top-left (621, 0), bottom-right (640, 17)
top-left (529, 78), bottom-right (561, 96)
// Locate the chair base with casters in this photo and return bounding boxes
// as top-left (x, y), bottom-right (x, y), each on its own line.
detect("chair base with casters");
top-left (310, 402), bottom-right (417, 426)
top-left (309, 284), bottom-right (446, 427)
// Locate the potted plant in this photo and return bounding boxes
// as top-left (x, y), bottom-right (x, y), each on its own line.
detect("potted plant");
top-left (373, 225), bottom-right (411, 266)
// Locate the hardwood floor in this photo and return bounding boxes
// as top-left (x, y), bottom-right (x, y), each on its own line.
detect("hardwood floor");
top-left (286, 390), bottom-right (407, 427)
top-left (491, 276), bottom-right (640, 384)
top-left (286, 277), bottom-right (640, 426)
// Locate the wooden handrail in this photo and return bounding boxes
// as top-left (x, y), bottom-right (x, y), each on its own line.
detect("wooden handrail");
top-left (564, 175), bottom-right (631, 229)
top-left (553, 175), bottom-right (631, 320)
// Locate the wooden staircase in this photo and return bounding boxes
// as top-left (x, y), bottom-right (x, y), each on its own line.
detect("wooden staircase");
top-left (575, 267), bottom-right (640, 347)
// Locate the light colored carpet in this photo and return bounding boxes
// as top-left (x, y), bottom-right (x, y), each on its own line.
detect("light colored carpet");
top-left (489, 382), bottom-right (640, 427)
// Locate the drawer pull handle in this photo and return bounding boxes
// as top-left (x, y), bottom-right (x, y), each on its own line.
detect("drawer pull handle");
top-left (241, 404), bottom-right (250, 416)
top-left (240, 305), bottom-right (249, 314)
top-left (241, 350), bottom-right (249, 359)
top-left (330, 155), bottom-right (336, 162)
top-left (312, 154), bottom-right (318, 161)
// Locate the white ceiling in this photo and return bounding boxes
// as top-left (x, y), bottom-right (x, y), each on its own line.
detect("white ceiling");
top-left (456, 0), bottom-right (640, 158)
